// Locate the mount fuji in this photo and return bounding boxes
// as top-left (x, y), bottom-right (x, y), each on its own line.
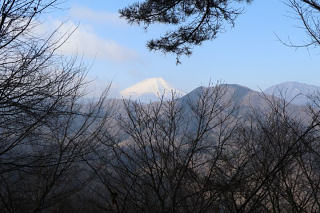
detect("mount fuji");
top-left (120, 77), bottom-right (184, 102)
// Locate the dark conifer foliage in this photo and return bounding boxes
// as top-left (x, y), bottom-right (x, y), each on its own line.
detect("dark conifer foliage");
top-left (120, 0), bottom-right (253, 63)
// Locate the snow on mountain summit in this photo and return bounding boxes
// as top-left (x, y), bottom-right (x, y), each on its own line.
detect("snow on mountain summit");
top-left (120, 77), bottom-right (183, 102)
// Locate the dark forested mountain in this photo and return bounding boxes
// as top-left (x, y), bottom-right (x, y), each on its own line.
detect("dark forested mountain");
top-left (175, 83), bottom-right (306, 120)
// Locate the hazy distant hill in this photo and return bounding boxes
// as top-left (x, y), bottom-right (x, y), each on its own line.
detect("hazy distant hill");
top-left (178, 84), bottom-right (308, 127)
top-left (111, 83), bottom-right (309, 145)
top-left (114, 82), bottom-right (310, 127)
top-left (264, 81), bottom-right (320, 105)
top-left (182, 84), bottom-right (270, 115)
top-left (120, 79), bottom-right (320, 106)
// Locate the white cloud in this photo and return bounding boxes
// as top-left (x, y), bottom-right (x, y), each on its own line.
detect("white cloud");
top-left (54, 21), bottom-right (138, 63)
top-left (70, 6), bottom-right (126, 26)
top-left (84, 76), bottom-right (120, 98)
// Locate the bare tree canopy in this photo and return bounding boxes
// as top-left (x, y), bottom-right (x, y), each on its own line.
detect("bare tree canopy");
top-left (120, 0), bottom-right (253, 63)
top-left (0, 1), bottom-right (113, 212)
top-left (288, 0), bottom-right (320, 47)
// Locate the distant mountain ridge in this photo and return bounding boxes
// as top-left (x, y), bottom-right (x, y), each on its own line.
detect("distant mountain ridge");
top-left (108, 82), bottom-right (310, 144)
top-left (264, 81), bottom-right (320, 105)
top-left (120, 79), bottom-right (320, 106)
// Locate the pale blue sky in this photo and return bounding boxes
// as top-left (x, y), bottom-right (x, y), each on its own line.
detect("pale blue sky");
top-left (45, 0), bottom-right (320, 95)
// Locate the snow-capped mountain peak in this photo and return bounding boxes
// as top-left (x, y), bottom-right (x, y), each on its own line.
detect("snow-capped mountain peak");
top-left (120, 77), bottom-right (183, 102)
